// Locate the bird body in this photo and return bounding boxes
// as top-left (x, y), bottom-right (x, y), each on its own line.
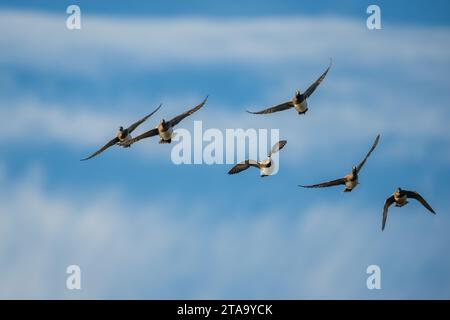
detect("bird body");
top-left (158, 122), bottom-right (174, 143)
top-left (393, 190), bottom-right (408, 207)
top-left (117, 133), bottom-right (132, 147)
top-left (116, 127), bottom-right (134, 147)
top-left (260, 159), bottom-right (274, 177)
top-left (117, 128), bottom-right (128, 141)
top-left (344, 172), bottom-right (358, 191)
top-left (293, 95), bottom-right (308, 114)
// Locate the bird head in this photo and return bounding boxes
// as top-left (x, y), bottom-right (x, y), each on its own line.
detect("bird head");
top-left (119, 126), bottom-right (124, 132)
top-left (295, 90), bottom-right (301, 97)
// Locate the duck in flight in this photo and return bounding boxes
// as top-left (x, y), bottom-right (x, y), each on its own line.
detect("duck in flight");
top-left (299, 134), bottom-right (380, 192)
top-left (228, 140), bottom-right (287, 177)
top-left (382, 188), bottom-right (436, 231)
top-left (246, 60), bottom-right (331, 116)
top-left (80, 104), bottom-right (162, 161)
top-left (129, 96), bottom-right (208, 145)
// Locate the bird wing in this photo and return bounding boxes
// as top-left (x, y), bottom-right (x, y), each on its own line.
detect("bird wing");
top-left (246, 101), bottom-right (293, 115)
top-left (228, 160), bottom-right (260, 175)
top-left (299, 177), bottom-right (346, 189)
top-left (126, 104), bottom-right (162, 134)
top-left (169, 96), bottom-right (208, 127)
top-left (303, 59), bottom-right (332, 99)
top-left (356, 134), bottom-right (380, 173)
top-left (80, 137), bottom-right (119, 161)
top-left (269, 140), bottom-right (287, 156)
top-left (404, 190), bottom-right (436, 214)
top-left (129, 128), bottom-right (159, 144)
top-left (382, 195), bottom-right (395, 231)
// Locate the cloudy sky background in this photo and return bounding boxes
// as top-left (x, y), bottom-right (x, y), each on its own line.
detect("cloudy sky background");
top-left (0, 0), bottom-right (449, 299)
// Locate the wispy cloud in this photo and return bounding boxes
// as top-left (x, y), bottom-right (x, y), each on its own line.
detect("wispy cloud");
top-left (0, 165), bottom-right (448, 299)
top-left (1, 10), bottom-right (449, 74)
top-left (2, 94), bottom-right (449, 166)
top-left (1, 10), bottom-right (449, 166)
top-left (0, 101), bottom-right (119, 146)
top-left (1, 8), bottom-right (449, 300)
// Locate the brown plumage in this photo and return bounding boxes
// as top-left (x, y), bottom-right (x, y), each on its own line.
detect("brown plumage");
top-left (382, 188), bottom-right (436, 231)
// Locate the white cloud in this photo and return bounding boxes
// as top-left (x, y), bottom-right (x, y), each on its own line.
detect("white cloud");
top-left (2, 92), bottom-right (450, 167)
top-left (1, 9), bottom-right (449, 166)
top-left (0, 10), bottom-right (449, 74)
top-left (0, 165), bottom-right (449, 299)
top-left (0, 9), bottom-right (449, 300)
top-left (0, 101), bottom-right (118, 146)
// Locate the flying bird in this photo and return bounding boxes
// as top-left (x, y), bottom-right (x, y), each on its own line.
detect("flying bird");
top-left (246, 59), bottom-right (331, 116)
top-left (299, 134), bottom-right (380, 192)
top-left (81, 104), bottom-right (162, 161)
top-left (382, 188), bottom-right (436, 231)
top-left (130, 96), bottom-right (208, 145)
top-left (228, 140), bottom-right (287, 177)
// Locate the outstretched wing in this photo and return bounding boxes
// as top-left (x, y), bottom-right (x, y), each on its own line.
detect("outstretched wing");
top-left (169, 96), bottom-right (208, 127)
top-left (299, 177), bottom-right (346, 189)
top-left (382, 195), bottom-right (395, 231)
top-left (404, 190), bottom-right (436, 214)
top-left (126, 104), bottom-right (162, 134)
top-left (356, 134), bottom-right (380, 173)
top-left (303, 59), bottom-right (332, 99)
top-left (129, 128), bottom-right (159, 144)
top-left (269, 140), bottom-right (287, 156)
top-left (80, 137), bottom-right (119, 161)
top-left (228, 160), bottom-right (260, 175)
top-left (246, 101), bottom-right (293, 115)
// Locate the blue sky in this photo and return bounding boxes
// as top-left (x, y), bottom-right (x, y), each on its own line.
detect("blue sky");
top-left (0, 1), bottom-right (450, 299)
